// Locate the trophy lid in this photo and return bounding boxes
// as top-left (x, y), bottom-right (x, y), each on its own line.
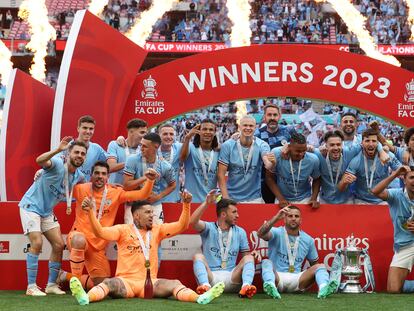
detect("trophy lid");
top-left (345, 234), bottom-right (361, 252)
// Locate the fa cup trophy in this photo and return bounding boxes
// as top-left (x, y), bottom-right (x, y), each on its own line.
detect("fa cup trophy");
top-left (330, 235), bottom-right (375, 293)
top-left (341, 238), bottom-right (364, 293)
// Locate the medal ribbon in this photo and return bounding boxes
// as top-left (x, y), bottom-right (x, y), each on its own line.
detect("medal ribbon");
top-left (326, 152), bottom-right (343, 187)
top-left (289, 159), bottom-right (302, 196)
top-left (198, 147), bottom-right (214, 186)
top-left (284, 227), bottom-right (300, 273)
top-left (134, 225), bottom-right (151, 265)
top-left (64, 163), bottom-right (75, 210)
top-left (217, 224), bottom-right (233, 266)
top-left (236, 139), bottom-right (254, 175)
top-left (90, 184), bottom-right (108, 222)
top-left (158, 147), bottom-right (174, 165)
top-left (363, 154), bottom-right (377, 189)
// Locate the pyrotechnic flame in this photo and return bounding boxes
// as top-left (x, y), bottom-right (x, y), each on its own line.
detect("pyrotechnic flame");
top-left (226, 0), bottom-right (252, 47)
top-left (88, 0), bottom-right (109, 16)
top-left (226, 0), bottom-right (252, 123)
top-left (315, 0), bottom-right (400, 67)
top-left (236, 101), bottom-right (248, 125)
top-left (18, 0), bottom-right (56, 82)
top-left (0, 40), bottom-right (13, 86)
top-left (126, 0), bottom-right (176, 47)
top-left (406, 0), bottom-right (414, 41)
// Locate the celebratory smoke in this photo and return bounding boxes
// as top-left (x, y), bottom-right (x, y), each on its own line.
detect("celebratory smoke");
top-left (88, 0), bottom-right (109, 16)
top-left (126, 0), bottom-right (176, 47)
top-left (315, 0), bottom-right (400, 66)
top-left (406, 0), bottom-right (414, 41)
top-left (0, 40), bottom-right (13, 86)
top-left (18, 0), bottom-right (56, 82)
top-left (226, 0), bottom-right (252, 122)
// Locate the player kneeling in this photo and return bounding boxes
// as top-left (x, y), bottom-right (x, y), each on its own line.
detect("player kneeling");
top-left (257, 206), bottom-right (337, 299)
top-left (70, 191), bottom-right (224, 305)
top-left (191, 190), bottom-right (257, 299)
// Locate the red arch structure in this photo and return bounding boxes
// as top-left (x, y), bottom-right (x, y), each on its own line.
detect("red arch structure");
top-left (0, 10), bottom-right (413, 291)
top-left (121, 44), bottom-right (414, 130)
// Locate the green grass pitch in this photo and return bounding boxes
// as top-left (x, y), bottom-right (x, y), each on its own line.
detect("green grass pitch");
top-left (0, 292), bottom-right (413, 311)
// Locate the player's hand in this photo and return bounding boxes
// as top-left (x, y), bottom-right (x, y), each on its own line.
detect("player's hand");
top-left (185, 124), bottom-right (201, 140)
top-left (308, 199), bottom-right (320, 209)
top-left (369, 120), bottom-right (379, 133)
top-left (116, 136), bottom-right (126, 147)
top-left (58, 136), bottom-right (73, 152)
top-left (342, 172), bottom-right (357, 185)
top-left (144, 168), bottom-right (159, 181)
top-left (181, 190), bottom-right (193, 203)
top-left (148, 193), bottom-right (160, 204)
top-left (251, 250), bottom-right (261, 262)
top-left (281, 144), bottom-right (289, 160)
top-left (33, 169), bottom-right (43, 181)
top-left (266, 152), bottom-right (276, 166)
top-left (81, 197), bottom-right (93, 212)
top-left (319, 144), bottom-right (328, 157)
top-left (276, 206), bottom-right (292, 220)
top-left (379, 150), bottom-right (390, 165)
top-left (405, 220), bottom-right (414, 233)
top-left (278, 199), bottom-right (290, 208)
top-left (395, 165), bottom-right (411, 177)
top-left (205, 189), bottom-right (219, 204)
top-left (307, 144), bottom-right (314, 153)
top-left (231, 132), bottom-right (241, 140)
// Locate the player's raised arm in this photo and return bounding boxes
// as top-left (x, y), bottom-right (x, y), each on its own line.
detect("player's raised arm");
top-left (159, 191), bottom-right (192, 239)
top-left (257, 207), bottom-right (291, 241)
top-left (83, 197), bottom-right (121, 241)
top-left (120, 169), bottom-right (157, 202)
top-left (179, 124), bottom-right (200, 163)
top-left (36, 136), bottom-right (73, 168)
top-left (371, 166), bottom-right (411, 201)
top-left (190, 190), bottom-right (219, 232)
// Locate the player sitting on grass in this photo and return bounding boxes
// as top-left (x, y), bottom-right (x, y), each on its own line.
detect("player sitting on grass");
top-left (257, 206), bottom-right (337, 299)
top-left (190, 191), bottom-right (257, 298)
top-left (70, 191), bottom-right (224, 305)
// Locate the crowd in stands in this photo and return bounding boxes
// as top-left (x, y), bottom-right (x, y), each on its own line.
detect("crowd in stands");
top-left (1, 0), bottom-right (413, 45)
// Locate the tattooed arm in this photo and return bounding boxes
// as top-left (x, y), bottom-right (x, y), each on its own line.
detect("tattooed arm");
top-left (257, 207), bottom-right (292, 241)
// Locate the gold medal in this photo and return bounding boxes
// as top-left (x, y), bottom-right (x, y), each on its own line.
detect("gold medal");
top-left (145, 260), bottom-right (150, 268)
top-left (221, 261), bottom-right (227, 269)
top-left (288, 265), bottom-right (295, 273)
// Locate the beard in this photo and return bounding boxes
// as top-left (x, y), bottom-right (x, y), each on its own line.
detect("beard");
top-left (70, 157), bottom-right (83, 168)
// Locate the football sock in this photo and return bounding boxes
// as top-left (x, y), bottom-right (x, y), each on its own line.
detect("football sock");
top-left (70, 248), bottom-right (85, 278)
top-left (315, 266), bottom-right (329, 290)
top-left (173, 285), bottom-right (198, 302)
top-left (242, 261), bottom-right (255, 286)
top-left (81, 274), bottom-right (95, 290)
top-left (194, 259), bottom-right (209, 286)
top-left (27, 253), bottom-right (39, 286)
top-left (88, 283), bottom-right (109, 302)
top-left (47, 261), bottom-right (61, 285)
top-left (402, 280), bottom-right (414, 293)
top-left (261, 259), bottom-right (275, 284)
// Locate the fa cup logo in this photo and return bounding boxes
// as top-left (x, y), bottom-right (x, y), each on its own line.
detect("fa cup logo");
top-left (141, 75), bottom-right (158, 99)
top-left (404, 78), bottom-right (414, 102)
